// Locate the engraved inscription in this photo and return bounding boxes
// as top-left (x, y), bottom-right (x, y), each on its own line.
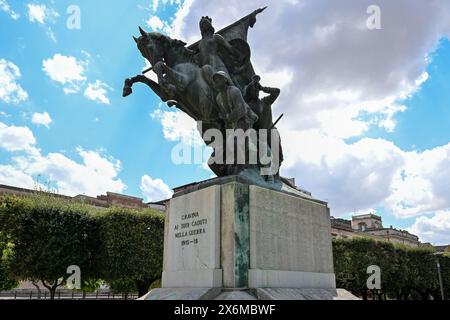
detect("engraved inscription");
top-left (173, 211), bottom-right (209, 247)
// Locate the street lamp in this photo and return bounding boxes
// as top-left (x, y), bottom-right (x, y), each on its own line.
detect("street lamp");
top-left (433, 252), bottom-right (445, 300)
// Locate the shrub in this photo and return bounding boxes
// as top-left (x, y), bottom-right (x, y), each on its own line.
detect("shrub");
top-left (0, 195), bottom-right (101, 299)
top-left (97, 207), bottom-right (164, 297)
top-left (333, 237), bottom-right (450, 300)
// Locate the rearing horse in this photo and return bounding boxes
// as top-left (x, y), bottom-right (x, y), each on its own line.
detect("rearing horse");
top-left (123, 27), bottom-right (220, 127)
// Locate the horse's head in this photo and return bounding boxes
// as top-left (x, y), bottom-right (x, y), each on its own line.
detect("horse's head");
top-left (133, 27), bottom-right (167, 66)
top-left (133, 27), bottom-right (189, 67)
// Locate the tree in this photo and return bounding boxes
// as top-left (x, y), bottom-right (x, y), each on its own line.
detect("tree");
top-left (0, 231), bottom-right (17, 291)
top-left (97, 207), bottom-right (164, 297)
top-left (333, 237), bottom-right (395, 299)
top-left (108, 278), bottom-right (136, 300)
top-left (333, 237), bottom-right (450, 300)
top-left (407, 247), bottom-right (439, 300)
top-left (388, 246), bottom-right (412, 300)
top-left (441, 253), bottom-right (450, 300)
top-left (0, 195), bottom-right (101, 299)
top-left (1, 195), bottom-right (166, 299)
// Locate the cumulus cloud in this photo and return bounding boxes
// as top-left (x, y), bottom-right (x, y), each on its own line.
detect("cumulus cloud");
top-left (280, 129), bottom-right (405, 215)
top-left (279, 127), bottom-right (450, 219)
top-left (174, 0), bottom-right (450, 137)
top-left (0, 122), bottom-right (125, 196)
top-left (12, 148), bottom-right (126, 196)
top-left (409, 210), bottom-right (450, 245)
top-left (6, 149), bottom-right (125, 197)
top-left (145, 0), bottom-right (450, 242)
top-left (31, 112), bottom-right (52, 128)
top-left (42, 54), bottom-right (112, 103)
top-left (148, 0), bottom-right (183, 13)
top-left (0, 0), bottom-right (20, 20)
top-left (140, 175), bottom-right (173, 202)
top-left (150, 105), bottom-right (203, 145)
top-left (0, 59), bottom-right (28, 104)
top-left (84, 80), bottom-right (112, 105)
top-left (0, 165), bottom-right (35, 189)
top-left (386, 143), bottom-right (450, 218)
top-left (140, 0), bottom-right (193, 40)
top-left (0, 122), bottom-right (36, 153)
top-left (42, 54), bottom-right (87, 94)
top-left (146, 15), bottom-right (171, 33)
top-left (150, 106), bottom-right (213, 170)
top-left (27, 3), bottom-right (59, 41)
top-left (27, 3), bottom-right (58, 24)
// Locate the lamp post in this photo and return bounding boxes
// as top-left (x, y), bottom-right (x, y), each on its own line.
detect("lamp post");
top-left (433, 252), bottom-right (445, 300)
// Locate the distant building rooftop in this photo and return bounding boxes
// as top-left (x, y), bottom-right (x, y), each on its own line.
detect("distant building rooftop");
top-left (434, 245), bottom-right (450, 253)
top-left (0, 184), bottom-right (166, 212)
top-left (331, 212), bottom-right (420, 247)
top-left (352, 213), bottom-right (382, 221)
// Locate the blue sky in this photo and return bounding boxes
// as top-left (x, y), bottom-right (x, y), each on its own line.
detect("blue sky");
top-left (350, 38), bottom-right (450, 231)
top-left (1, 0), bottom-right (450, 244)
top-left (0, 0), bottom-right (210, 200)
top-left (360, 38), bottom-right (450, 153)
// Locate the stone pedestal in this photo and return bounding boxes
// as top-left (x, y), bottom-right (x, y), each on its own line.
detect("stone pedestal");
top-left (148, 176), bottom-right (344, 300)
top-left (162, 185), bottom-right (222, 288)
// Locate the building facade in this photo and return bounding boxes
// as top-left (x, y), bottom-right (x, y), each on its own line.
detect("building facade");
top-left (433, 245), bottom-right (450, 253)
top-left (0, 184), bottom-right (165, 212)
top-left (331, 213), bottom-right (420, 247)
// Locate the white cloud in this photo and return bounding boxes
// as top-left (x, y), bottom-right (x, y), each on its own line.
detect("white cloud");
top-left (27, 3), bottom-right (59, 41)
top-left (84, 80), bottom-right (112, 105)
top-left (150, 106), bottom-right (213, 170)
top-left (173, 0), bottom-right (450, 137)
top-left (150, 105), bottom-right (203, 145)
top-left (42, 54), bottom-right (87, 94)
top-left (27, 3), bottom-right (58, 24)
top-left (0, 0), bottom-right (20, 20)
top-left (46, 28), bottom-right (57, 42)
top-left (151, 0), bottom-right (159, 12)
top-left (31, 112), bottom-right (52, 128)
top-left (15, 148), bottom-right (126, 196)
top-left (146, 15), bottom-right (171, 33)
top-left (386, 143), bottom-right (450, 218)
top-left (409, 210), bottom-right (450, 245)
top-left (140, 175), bottom-right (173, 202)
top-left (279, 126), bottom-right (450, 220)
top-left (140, 0), bottom-right (193, 40)
top-left (0, 59), bottom-right (28, 104)
top-left (145, 0), bottom-right (450, 243)
top-left (7, 148), bottom-right (125, 197)
top-left (0, 122), bottom-right (36, 153)
top-left (42, 55), bottom-right (111, 104)
top-left (280, 129), bottom-right (405, 215)
top-left (0, 165), bottom-right (35, 189)
top-left (0, 121), bottom-right (126, 196)
top-left (167, 0), bottom-right (194, 40)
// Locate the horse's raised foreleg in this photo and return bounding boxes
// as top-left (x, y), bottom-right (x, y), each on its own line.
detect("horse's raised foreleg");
top-left (123, 75), bottom-right (171, 101)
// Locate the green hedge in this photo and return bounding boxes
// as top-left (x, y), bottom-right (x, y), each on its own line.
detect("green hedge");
top-left (0, 230), bottom-right (17, 291)
top-left (2, 194), bottom-right (448, 300)
top-left (96, 207), bottom-right (164, 297)
top-left (0, 194), bottom-right (164, 299)
top-left (333, 238), bottom-right (450, 300)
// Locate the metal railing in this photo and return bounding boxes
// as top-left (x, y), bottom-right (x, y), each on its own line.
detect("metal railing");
top-left (0, 289), bottom-right (138, 300)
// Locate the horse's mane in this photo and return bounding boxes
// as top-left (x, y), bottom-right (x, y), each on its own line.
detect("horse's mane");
top-left (148, 32), bottom-right (194, 63)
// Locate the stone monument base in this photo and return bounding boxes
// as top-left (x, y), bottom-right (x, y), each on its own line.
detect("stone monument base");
top-left (146, 175), bottom-right (357, 300)
top-left (140, 288), bottom-right (358, 300)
